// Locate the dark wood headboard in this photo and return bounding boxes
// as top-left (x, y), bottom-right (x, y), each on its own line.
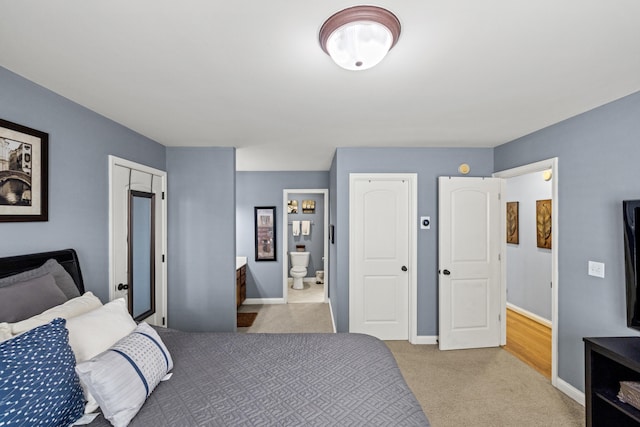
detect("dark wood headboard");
top-left (0, 248), bottom-right (85, 294)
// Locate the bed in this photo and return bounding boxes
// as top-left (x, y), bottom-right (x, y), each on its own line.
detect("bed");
top-left (0, 249), bottom-right (429, 426)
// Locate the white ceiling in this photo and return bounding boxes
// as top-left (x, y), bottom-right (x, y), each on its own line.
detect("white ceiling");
top-left (1, 1), bottom-right (639, 171)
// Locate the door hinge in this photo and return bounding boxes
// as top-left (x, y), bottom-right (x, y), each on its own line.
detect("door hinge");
top-left (162, 192), bottom-right (165, 200)
top-left (162, 254), bottom-right (165, 262)
top-left (550, 281), bottom-right (553, 288)
top-left (498, 192), bottom-right (501, 200)
top-left (162, 317), bottom-right (166, 326)
top-left (498, 253), bottom-right (501, 261)
top-left (498, 314), bottom-right (501, 322)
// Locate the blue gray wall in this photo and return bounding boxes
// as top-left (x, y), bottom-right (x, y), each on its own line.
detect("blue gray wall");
top-left (0, 67), bottom-right (166, 303)
top-left (236, 172), bottom-right (329, 299)
top-left (505, 172), bottom-right (552, 320)
top-left (287, 192), bottom-right (325, 277)
top-left (331, 147), bottom-right (495, 334)
top-left (166, 147), bottom-right (236, 332)
top-left (495, 90), bottom-right (640, 392)
top-left (6, 60), bottom-right (639, 394)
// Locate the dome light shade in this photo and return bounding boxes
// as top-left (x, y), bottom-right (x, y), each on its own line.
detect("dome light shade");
top-left (320, 6), bottom-right (401, 71)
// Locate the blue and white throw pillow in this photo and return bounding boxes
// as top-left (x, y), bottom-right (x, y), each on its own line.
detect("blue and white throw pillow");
top-left (75, 322), bottom-right (173, 427)
top-left (0, 317), bottom-right (84, 426)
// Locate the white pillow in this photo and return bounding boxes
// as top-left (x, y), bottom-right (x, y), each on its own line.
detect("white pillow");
top-left (65, 298), bottom-right (136, 363)
top-left (75, 322), bottom-right (173, 427)
top-left (65, 298), bottom-right (137, 414)
top-left (10, 291), bottom-right (103, 335)
top-left (0, 322), bottom-right (11, 342)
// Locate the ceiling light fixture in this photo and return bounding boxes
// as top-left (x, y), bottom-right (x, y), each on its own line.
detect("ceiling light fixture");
top-left (319, 5), bottom-right (401, 71)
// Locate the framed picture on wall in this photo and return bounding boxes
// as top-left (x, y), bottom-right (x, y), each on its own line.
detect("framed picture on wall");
top-left (255, 206), bottom-right (276, 261)
top-left (302, 199), bottom-right (315, 214)
top-left (0, 118), bottom-right (48, 222)
top-left (506, 201), bottom-right (519, 244)
top-left (536, 199), bottom-right (552, 249)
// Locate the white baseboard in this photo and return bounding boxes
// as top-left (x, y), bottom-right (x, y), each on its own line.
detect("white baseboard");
top-left (328, 299), bottom-right (337, 333)
top-left (556, 377), bottom-right (585, 406)
top-left (412, 335), bottom-right (438, 345)
top-left (243, 298), bottom-right (285, 305)
top-left (287, 278), bottom-right (321, 284)
top-left (506, 302), bottom-right (552, 328)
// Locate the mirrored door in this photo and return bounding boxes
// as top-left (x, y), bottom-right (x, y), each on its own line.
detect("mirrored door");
top-left (129, 190), bottom-right (155, 321)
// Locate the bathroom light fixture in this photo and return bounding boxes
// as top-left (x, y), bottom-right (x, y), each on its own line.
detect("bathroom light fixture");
top-left (319, 5), bottom-right (401, 71)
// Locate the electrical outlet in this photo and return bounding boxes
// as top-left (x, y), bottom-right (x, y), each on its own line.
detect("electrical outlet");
top-left (588, 261), bottom-right (605, 278)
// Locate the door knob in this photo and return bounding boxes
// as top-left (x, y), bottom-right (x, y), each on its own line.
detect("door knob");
top-left (442, 269), bottom-right (451, 275)
top-left (401, 266), bottom-right (408, 272)
top-left (117, 283), bottom-right (129, 291)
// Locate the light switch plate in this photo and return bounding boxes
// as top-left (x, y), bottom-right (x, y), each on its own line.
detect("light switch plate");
top-left (588, 261), bottom-right (605, 278)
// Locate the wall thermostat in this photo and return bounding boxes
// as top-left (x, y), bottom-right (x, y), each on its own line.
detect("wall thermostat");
top-left (420, 216), bottom-right (431, 230)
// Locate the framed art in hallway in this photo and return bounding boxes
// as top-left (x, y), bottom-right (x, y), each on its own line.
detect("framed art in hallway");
top-left (506, 201), bottom-right (519, 244)
top-left (255, 206), bottom-right (276, 261)
top-left (0, 118), bottom-right (48, 222)
top-left (536, 199), bottom-right (552, 249)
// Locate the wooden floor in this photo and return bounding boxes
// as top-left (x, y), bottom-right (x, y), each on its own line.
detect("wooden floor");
top-left (504, 307), bottom-right (552, 379)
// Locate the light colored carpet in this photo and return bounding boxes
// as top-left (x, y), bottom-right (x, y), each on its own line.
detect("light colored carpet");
top-left (237, 303), bottom-right (585, 426)
top-left (387, 341), bottom-right (585, 427)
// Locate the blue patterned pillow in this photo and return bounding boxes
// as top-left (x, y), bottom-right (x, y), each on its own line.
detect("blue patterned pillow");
top-left (0, 317), bottom-right (84, 426)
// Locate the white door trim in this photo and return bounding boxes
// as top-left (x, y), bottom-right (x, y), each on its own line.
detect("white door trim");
top-left (108, 155), bottom-right (168, 325)
top-left (348, 173), bottom-right (418, 343)
top-left (493, 157), bottom-right (559, 388)
top-left (281, 189), bottom-right (329, 303)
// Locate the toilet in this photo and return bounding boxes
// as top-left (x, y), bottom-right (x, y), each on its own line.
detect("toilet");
top-left (289, 251), bottom-right (309, 290)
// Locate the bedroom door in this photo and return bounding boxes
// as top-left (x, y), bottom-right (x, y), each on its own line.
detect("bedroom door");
top-left (438, 177), bottom-right (503, 350)
top-left (109, 156), bottom-right (167, 327)
top-left (349, 174), bottom-right (416, 341)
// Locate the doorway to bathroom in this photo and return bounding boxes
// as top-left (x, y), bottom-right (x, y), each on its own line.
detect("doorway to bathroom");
top-left (281, 189), bottom-right (328, 304)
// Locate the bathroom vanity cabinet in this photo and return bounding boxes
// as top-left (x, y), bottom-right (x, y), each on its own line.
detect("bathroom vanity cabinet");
top-left (236, 265), bottom-right (246, 308)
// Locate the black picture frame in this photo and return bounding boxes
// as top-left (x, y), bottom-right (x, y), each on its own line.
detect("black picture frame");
top-left (0, 118), bottom-right (48, 222)
top-left (255, 206), bottom-right (276, 261)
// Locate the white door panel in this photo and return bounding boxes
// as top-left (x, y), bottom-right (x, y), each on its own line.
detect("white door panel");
top-left (450, 279), bottom-right (489, 329)
top-left (109, 157), bottom-right (167, 327)
top-left (439, 177), bottom-right (502, 350)
top-left (350, 175), bottom-right (412, 341)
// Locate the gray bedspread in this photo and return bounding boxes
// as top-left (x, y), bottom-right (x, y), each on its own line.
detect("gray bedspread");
top-left (89, 330), bottom-right (429, 426)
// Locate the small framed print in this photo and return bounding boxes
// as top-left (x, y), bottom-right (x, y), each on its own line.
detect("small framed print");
top-left (536, 199), bottom-right (552, 249)
top-left (287, 199), bottom-right (298, 214)
top-left (506, 201), bottom-right (519, 244)
top-left (0, 118), bottom-right (48, 222)
top-left (255, 206), bottom-right (276, 261)
top-left (302, 199), bottom-right (315, 214)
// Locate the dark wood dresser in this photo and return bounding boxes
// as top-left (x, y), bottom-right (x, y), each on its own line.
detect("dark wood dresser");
top-left (584, 337), bottom-right (640, 426)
